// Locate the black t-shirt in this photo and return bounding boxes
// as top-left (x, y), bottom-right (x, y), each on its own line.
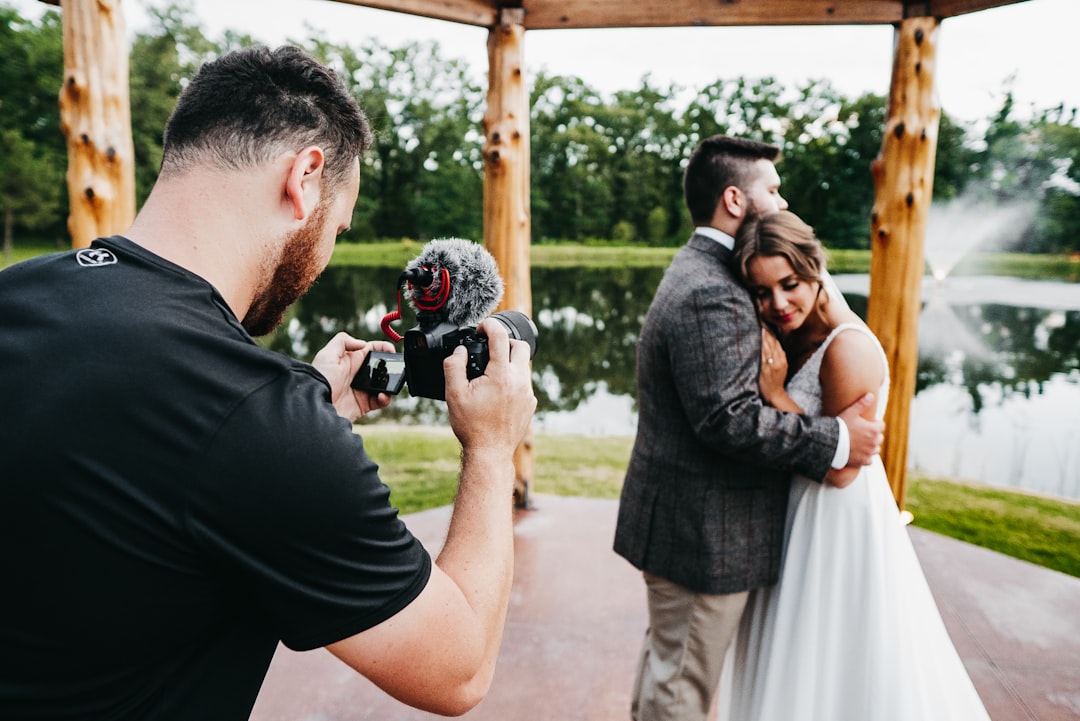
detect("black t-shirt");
top-left (0, 237), bottom-right (431, 720)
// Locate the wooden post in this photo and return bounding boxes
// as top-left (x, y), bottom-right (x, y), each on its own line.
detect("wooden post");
top-left (58, 0), bottom-right (135, 249)
top-left (483, 8), bottom-right (534, 508)
top-left (866, 16), bottom-right (940, 509)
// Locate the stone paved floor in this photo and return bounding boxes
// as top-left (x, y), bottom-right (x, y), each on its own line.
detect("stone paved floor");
top-left (250, 495), bottom-right (1080, 721)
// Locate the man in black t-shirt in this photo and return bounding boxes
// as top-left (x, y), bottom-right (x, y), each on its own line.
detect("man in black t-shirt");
top-left (0, 45), bottom-right (536, 720)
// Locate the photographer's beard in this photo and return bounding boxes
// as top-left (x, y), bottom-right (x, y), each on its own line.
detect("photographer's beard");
top-left (243, 201), bottom-right (330, 337)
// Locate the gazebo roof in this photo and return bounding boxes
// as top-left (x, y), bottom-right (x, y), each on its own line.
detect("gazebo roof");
top-left (325, 0), bottom-right (1029, 29)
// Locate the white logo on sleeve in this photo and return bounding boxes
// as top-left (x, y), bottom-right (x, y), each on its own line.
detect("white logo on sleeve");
top-left (75, 248), bottom-right (118, 267)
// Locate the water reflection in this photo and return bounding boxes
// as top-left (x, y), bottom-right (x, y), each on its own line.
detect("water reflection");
top-left (265, 266), bottom-right (1080, 501)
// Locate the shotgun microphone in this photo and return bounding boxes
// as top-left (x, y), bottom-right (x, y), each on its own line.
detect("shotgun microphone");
top-left (357, 238), bottom-right (538, 401)
top-left (403, 238), bottom-right (504, 327)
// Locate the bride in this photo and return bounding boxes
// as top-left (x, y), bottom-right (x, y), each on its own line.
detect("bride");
top-left (719, 210), bottom-right (991, 721)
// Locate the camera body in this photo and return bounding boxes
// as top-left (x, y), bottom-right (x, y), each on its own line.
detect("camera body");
top-left (402, 318), bottom-right (489, 401)
top-left (352, 310), bottom-right (537, 401)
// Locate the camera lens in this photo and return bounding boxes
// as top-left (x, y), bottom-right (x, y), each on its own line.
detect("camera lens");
top-left (490, 310), bottom-right (538, 358)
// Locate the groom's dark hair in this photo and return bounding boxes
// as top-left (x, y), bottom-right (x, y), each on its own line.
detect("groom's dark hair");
top-left (684, 135), bottom-right (781, 225)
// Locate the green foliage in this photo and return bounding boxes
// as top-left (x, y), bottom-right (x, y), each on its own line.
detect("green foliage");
top-left (645, 205), bottom-right (669, 245)
top-left (778, 84), bottom-right (882, 249)
top-left (933, 112), bottom-right (981, 201)
top-left (128, 2), bottom-right (218, 206)
top-left (0, 4), bottom-right (66, 247)
top-left (529, 72), bottom-right (624, 243)
top-left (610, 219), bottom-right (636, 243)
top-left (1030, 116), bottom-right (1080, 254)
top-left (303, 36), bottom-right (486, 243)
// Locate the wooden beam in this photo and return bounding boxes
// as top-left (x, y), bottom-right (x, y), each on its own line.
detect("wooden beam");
top-left (926, 0), bottom-right (1031, 18)
top-left (483, 8), bottom-right (535, 508)
top-left (865, 16), bottom-right (940, 509)
top-left (325, 0), bottom-right (1029, 29)
top-left (58, 0), bottom-right (135, 249)
top-left (520, 0), bottom-right (905, 29)
top-left (326, 0), bottom-right (497, 27)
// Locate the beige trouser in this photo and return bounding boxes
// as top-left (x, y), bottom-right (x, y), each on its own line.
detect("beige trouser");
top-left (630, 572), bottom-right (749, 721)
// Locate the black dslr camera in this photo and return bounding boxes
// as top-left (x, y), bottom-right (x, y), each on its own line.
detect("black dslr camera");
top-left (396, 310), bottom-right (538, 401)
top-left (351, 243), bottom-right (538, 401)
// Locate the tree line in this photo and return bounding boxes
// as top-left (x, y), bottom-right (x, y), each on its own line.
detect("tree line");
top-left (3, 1), bottom-right (1079, 256)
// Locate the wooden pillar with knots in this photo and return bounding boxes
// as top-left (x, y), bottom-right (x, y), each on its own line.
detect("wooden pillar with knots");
top-left (58, 0), bottom-right (136, 249)
top-left (483, 8), bottom-right (534, 508)
top-left (865, 16), bottom-right (941, 510)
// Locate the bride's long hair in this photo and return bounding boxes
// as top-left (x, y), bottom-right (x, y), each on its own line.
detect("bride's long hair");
top-left (732, 210), bottom-right (831, 328)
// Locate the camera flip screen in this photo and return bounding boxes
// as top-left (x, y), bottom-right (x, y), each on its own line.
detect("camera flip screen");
top-left (351, 351), bottom-right (407, 395)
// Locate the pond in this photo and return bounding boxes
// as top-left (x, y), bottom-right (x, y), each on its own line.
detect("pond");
top-left (264, 266), bottom-right (1080, 503)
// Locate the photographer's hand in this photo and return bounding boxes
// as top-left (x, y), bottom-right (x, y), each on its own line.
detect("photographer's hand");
top-left (444, 318), bottom-right (537, 453)
top-left (311, 332), bottom-right (396, 422)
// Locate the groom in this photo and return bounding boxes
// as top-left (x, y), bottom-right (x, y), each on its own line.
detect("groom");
top-left (613, 135), bottom-right (884, 721)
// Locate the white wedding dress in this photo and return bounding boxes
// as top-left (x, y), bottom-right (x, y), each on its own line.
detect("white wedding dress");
top-left (719, 322), bottom-right (991, 721)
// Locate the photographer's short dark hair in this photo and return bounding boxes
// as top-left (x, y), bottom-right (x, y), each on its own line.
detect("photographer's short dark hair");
top-left (684, 135), bottom-right (781, 225)
top-left (161, 45), bottom-right (373, 192)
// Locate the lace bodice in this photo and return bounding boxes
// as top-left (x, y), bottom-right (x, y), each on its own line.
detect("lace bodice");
top-left (785, 322), bottom-right (889, 420)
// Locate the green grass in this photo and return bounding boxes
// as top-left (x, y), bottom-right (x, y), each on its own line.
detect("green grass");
top-left (358, 425), bottom-right (633, 512)
top-left (528, 244), bottom-right (681, 268)
top-left (7, 239), bottom-right (1079, 282)
top-left (359, 425), bottom-right (464, 512)
top-left (358, 424), bottom-right (1080, 579)
top-left (325, 241), bottom-right (682, 269)
top-left (905, 473), bottom-right (1080, 578)
top-left (952, 250), bottom-right (1080, 282)
top-left (531, 433), bottom-right (638, 498)
top-left (326, 241), bottom-right (1079, 281)
top-left (327, 239), bottom-right (431, 268)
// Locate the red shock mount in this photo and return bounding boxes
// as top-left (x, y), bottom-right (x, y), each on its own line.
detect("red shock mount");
top-left (379, 266), bottom-right (450, 341)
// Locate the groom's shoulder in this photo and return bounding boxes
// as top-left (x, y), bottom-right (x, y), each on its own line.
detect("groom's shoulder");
top-left (666, 238), bottom-right (740, 289)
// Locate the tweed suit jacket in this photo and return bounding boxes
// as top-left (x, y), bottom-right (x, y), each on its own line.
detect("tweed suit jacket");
top-left (613, 233), bottom-right (840, 594)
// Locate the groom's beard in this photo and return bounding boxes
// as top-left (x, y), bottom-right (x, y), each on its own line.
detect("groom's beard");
top-left (744, 195), bottom-right (761, 219)
top-left (243, 202), bottom-right (329, 337)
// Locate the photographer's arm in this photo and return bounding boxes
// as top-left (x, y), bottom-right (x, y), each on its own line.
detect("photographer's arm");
top-left (327, 320), bottom-right (537, 716)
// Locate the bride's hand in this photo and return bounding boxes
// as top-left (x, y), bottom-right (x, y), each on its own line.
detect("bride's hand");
top-left (759, 328), bottom-right (788, 402)
top-left (759, 328), bottom-right (803, 413)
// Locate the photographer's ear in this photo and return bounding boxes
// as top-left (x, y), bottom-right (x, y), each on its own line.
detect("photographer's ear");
top-left (284, 146), bottom-right (326, 221)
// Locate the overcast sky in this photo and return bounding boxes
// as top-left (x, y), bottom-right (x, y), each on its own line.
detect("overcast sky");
top-left (10, 0), bottom-right (1078, 123)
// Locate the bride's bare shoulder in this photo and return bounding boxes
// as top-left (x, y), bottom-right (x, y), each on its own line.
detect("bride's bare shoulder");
top-left (819, 326), bottom-right (885, 413)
